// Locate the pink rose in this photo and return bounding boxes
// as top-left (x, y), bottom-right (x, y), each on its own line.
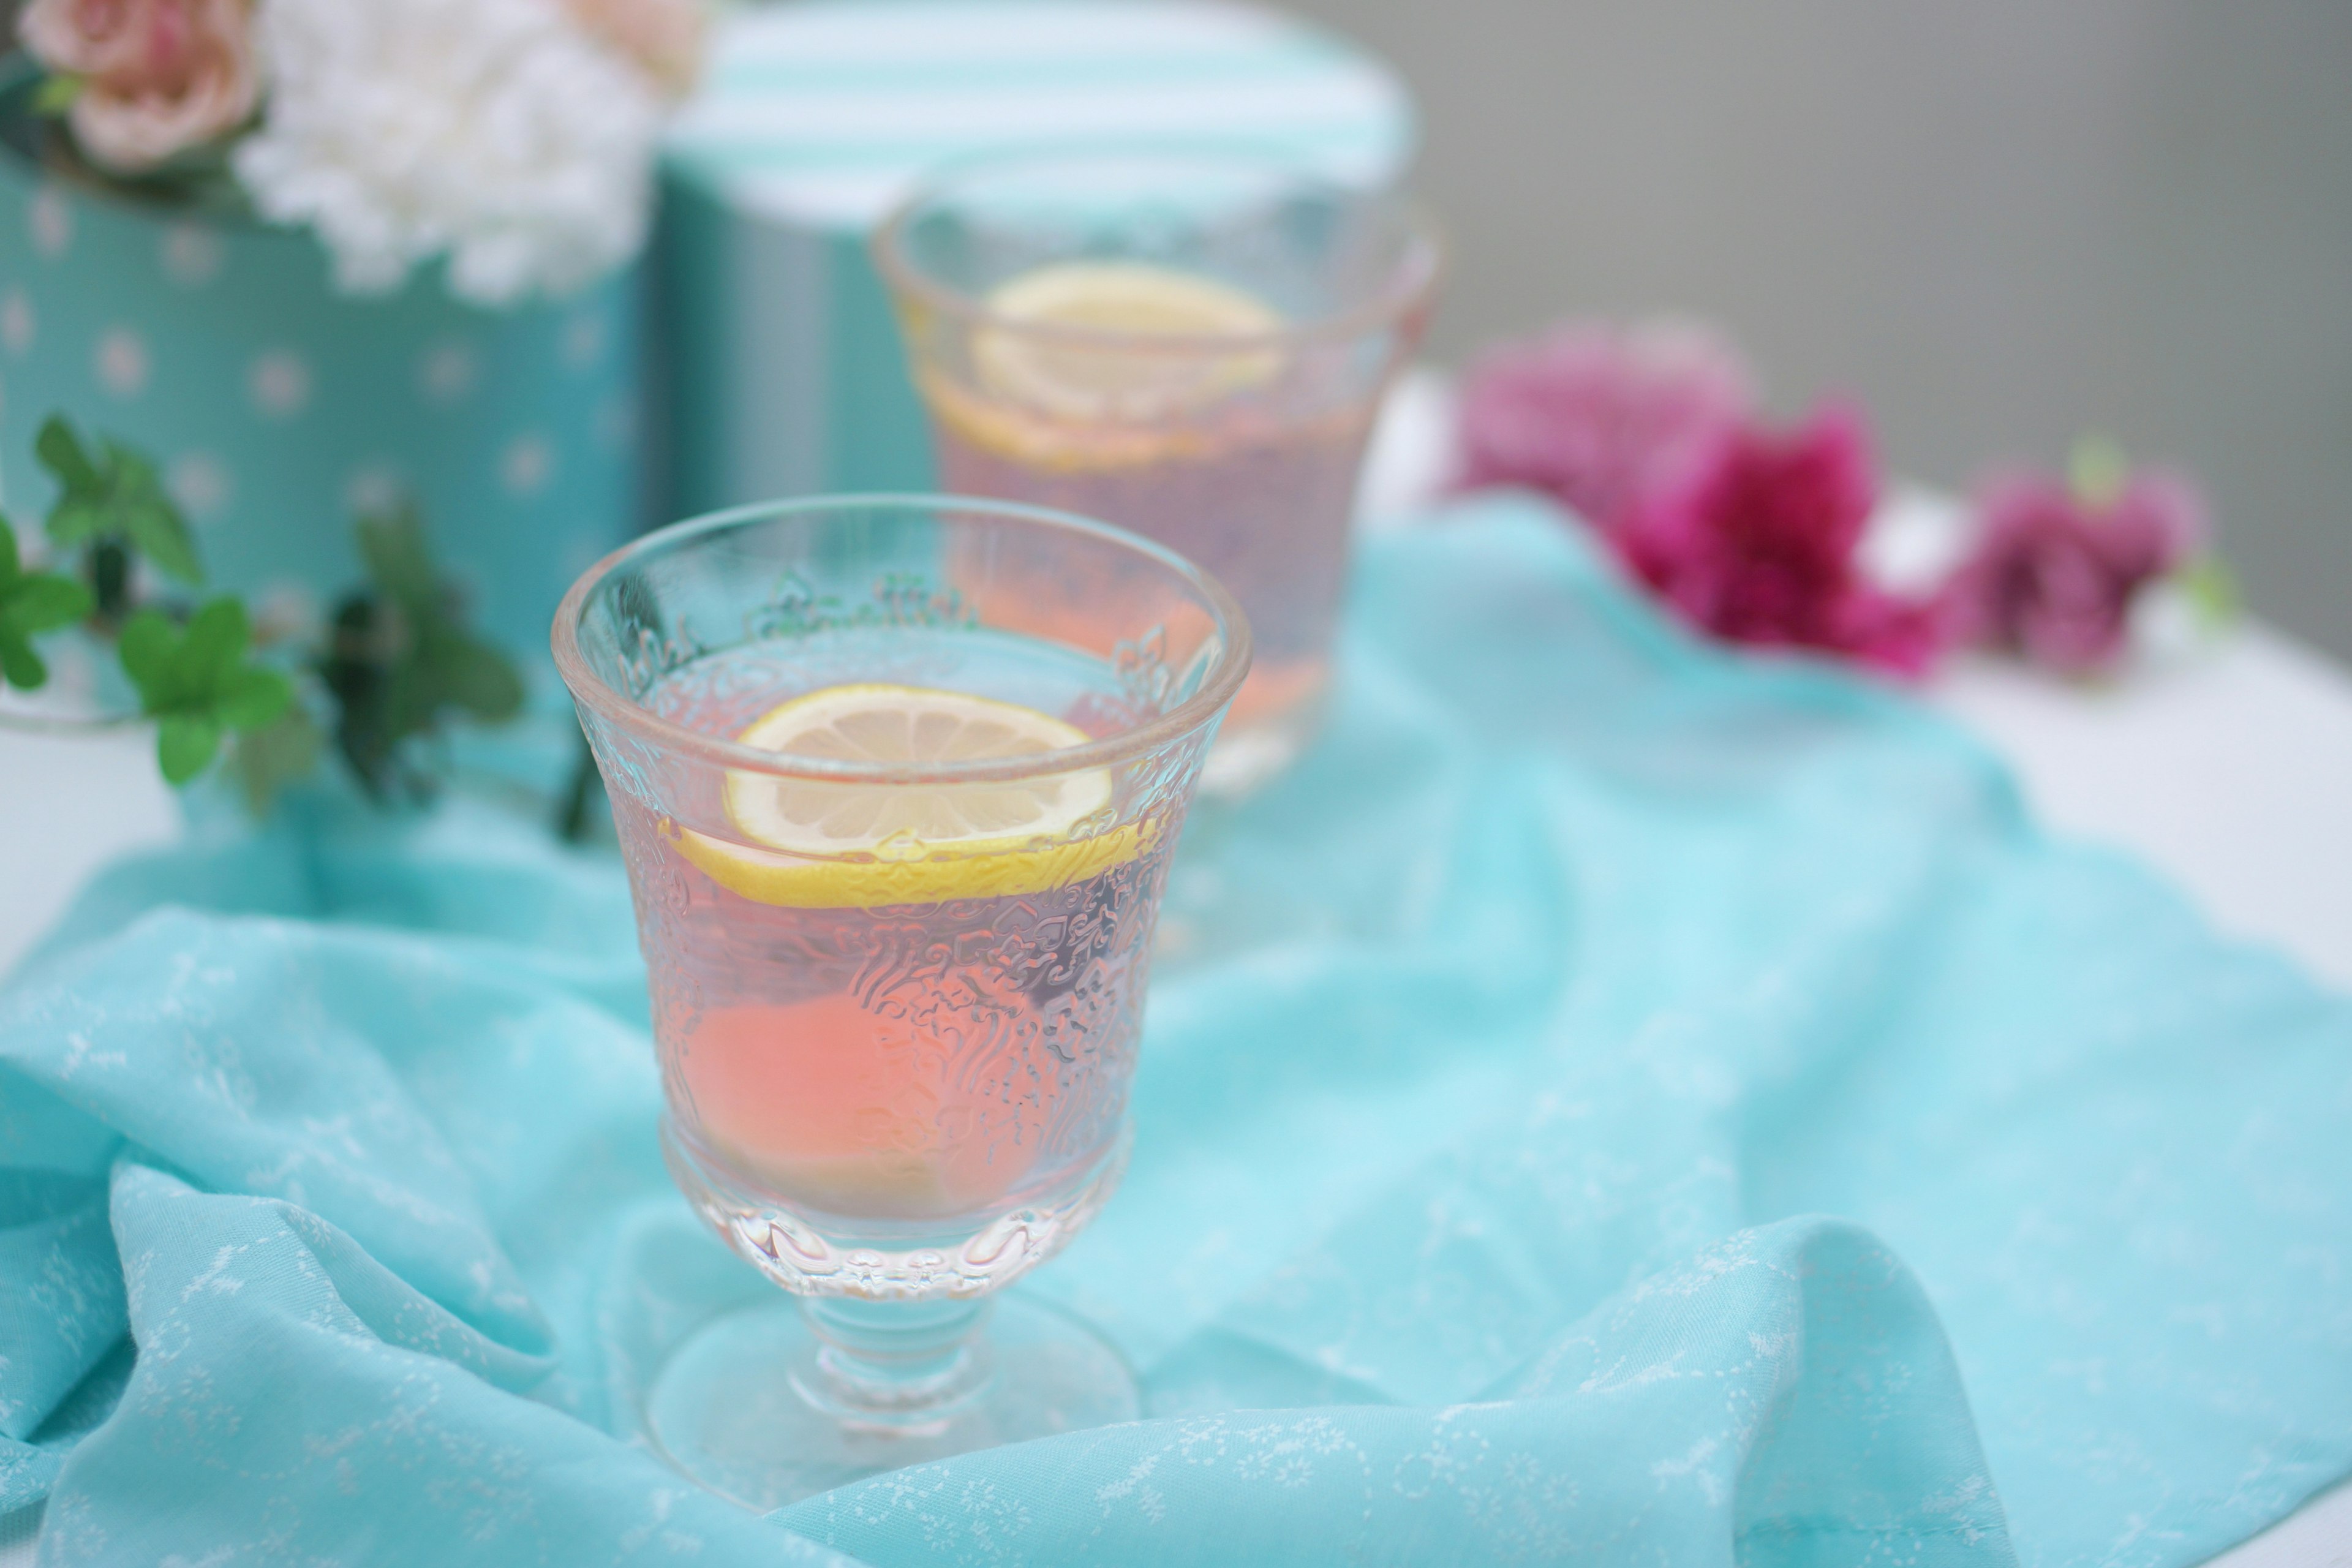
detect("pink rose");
top-left (562, 0), bottom-right (707, 99)
top-left (1946, 469), bottom-right (2202, 676)
top-left (1621, 404), bottom-right (1948, 677)
top-left (20, 0), bottom-right (259, 173)
top-left (1455, 319), bottom-right (1754, 537)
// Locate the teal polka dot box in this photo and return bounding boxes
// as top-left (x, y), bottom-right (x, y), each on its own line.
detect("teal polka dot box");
top-left (0, 69), bottom-right (642, 667)
top-left (0, 1), bottom-right (1409, 673)
top-left (657, 0), bottom-right (1415, 510)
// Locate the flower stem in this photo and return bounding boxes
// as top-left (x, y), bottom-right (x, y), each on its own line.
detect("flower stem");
top-left (91, 540), bottom-right (130, 623)
top-left (556, 738), bottom-right (601, 843)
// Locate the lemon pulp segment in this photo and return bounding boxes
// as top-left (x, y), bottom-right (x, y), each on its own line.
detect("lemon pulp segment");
top-left (684, 682), bottom-right (1136, 908)
top-left (973, 260), bottom-right (1286, 421)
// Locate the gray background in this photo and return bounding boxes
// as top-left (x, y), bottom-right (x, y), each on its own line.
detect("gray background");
top-left (1291, 0), bottom-right (2352, 658)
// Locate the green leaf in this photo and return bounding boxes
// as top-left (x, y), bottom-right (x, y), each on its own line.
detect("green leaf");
top-left (355, 510), bottom-right (439, 609)
top-left (435, 633), bottom-right (526, 722)
top-left (0, 513), bottom-right (90, 689)
top-left (44, 500), bottom-right (109, 549)
top-left (35, 417), bottom-right (100, 496)
top-left (6, 573), bottom-right (95, 633)
top-left (31, 74), bottom-right (85, 118)
top-left (226, 704), bottom-right (325, 816)
top-left (117, 609), bottom-right (180, 706)
top-left (216, 666), bottom-right (293, 731)
top-left (180, 598), bottom-right (250, 692)
top-left (156, 715), bottom-right (222, 785)
top-left (102, 439), bottom-right (158, 489)
top-left (0, 627), bottom-right (45, 691)
top-left (122, 497), bottom-right (203, 586)
top-left (379, 656), bottom-right (438, 747)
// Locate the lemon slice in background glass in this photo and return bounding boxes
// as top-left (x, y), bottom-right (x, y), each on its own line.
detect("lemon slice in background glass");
top-left (974, 261), bottom-right (1286, 420)
top-left (675, 683), bottom-right (1136, 908)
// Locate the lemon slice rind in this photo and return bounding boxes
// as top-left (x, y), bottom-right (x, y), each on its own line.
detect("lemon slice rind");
top-left (675, 819), bottom-right (1153, 910)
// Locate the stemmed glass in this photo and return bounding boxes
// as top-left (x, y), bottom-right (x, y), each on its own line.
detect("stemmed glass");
top-left (554, 496), bottom-right (1249, 1506)
top-left (876, 147), bottom-right (1439, 793)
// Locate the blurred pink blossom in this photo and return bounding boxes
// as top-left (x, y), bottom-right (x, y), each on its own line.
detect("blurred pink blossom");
top-left (562, 0), bottom-right (707, 99)
top-left (1946, 469), bottom-right (2203, 676)
top-left (21, 0), bottom-right (259, 173)
top-left (1455, 319), bottom-right (1754, 535)
top-left (1623, 404), bottom-right (1948, 677)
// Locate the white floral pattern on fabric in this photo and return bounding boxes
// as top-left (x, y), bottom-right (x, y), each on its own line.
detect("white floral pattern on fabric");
top-left (786, 1223), bottom-right (2010, 1565)
top-left (233, 0), bottom-right (662, 305)
top-left (0, 503), bottom-right (2346, 1565)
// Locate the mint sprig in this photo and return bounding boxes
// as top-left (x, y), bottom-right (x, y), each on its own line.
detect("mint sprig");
top-left (0, 516), bottom-right (96, 691)
top-left (320, 507), bottom-right (526, 802)
top-left (117, 599), bottom-right (295, 783)
top-left (37, 415), bottom-right (203, 613)
top-left (6, 416), bottom-right (524, 812)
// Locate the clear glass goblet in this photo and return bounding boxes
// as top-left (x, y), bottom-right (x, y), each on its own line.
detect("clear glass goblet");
top-left (554, 496), bottom-right (1250, 1507)
top-left (875, 146), bottom-right (1441, 794)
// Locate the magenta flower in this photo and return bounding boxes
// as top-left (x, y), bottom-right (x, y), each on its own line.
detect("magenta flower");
top-left (1621, 404), bottom-right (1948, 677)
top-left (1455, 320), bottom-right (1754, 535)
top-left (1947, 469), bottom-right (2203, 676)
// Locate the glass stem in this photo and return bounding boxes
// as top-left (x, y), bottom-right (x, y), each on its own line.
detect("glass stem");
top-left (796, 1296), bottom-right (993, 1426)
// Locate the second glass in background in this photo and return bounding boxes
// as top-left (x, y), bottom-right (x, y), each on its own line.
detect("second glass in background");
top-left (878, 148), bottom-right (1440, 793)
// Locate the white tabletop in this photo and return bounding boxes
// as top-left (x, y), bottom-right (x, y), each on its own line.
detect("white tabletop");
top-left (2, 375), bottom-right (2348, 1562)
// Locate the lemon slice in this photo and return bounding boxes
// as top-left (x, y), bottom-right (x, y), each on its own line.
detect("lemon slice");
top-left (974, 260), bottom-right (1286, 420)
top-left (676, 684), bottom-right (1139, 909)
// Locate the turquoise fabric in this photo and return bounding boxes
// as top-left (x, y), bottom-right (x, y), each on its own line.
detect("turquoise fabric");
top-left (3, 500), bottom-right (2348, 1566)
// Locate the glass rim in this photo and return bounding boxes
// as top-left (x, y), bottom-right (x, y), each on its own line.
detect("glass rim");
top-left (552, 493), bottom-right (1254, 786)
top-left (870, 142), bottom-right (1445, 353)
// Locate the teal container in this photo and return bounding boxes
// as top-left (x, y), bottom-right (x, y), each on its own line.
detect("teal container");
top-left (0, 79), bottom-right (644, 663)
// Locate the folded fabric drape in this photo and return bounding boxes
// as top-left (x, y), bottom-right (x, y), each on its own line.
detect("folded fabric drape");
top-left (2, 499), bottom-right (2344, 1566)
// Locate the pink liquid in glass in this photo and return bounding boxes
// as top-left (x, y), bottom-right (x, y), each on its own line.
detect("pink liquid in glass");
top-left (924, 381), bottom-right (1380, 786)
top-left (617, 633), bottom-right (1173, 1244)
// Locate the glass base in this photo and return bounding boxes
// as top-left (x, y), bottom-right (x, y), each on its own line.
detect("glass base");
top-left (645, 1294), bottom-right (1140, 1510)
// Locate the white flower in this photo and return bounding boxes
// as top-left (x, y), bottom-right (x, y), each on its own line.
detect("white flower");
top-left (234, 0), bottom-right (662, 306)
